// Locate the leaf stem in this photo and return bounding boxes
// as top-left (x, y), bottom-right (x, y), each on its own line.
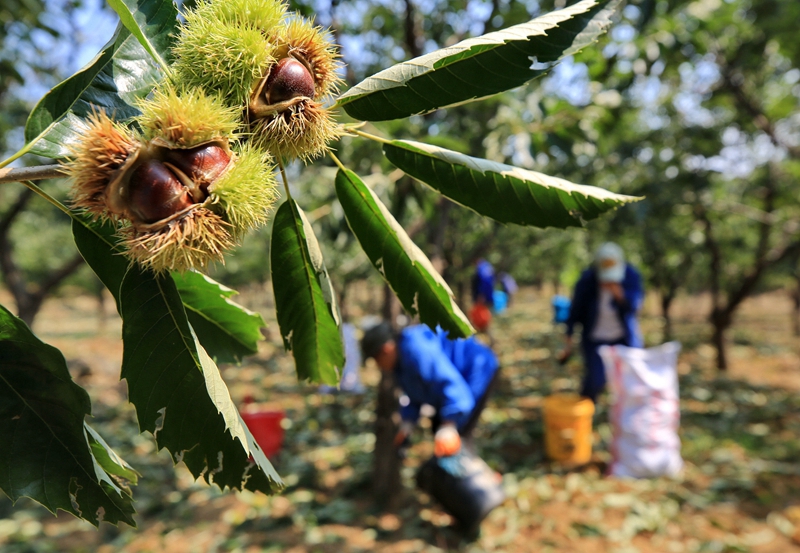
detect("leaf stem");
top-left (0, 165), bottom-right (68, 185)
top-left (277, 158), bottom-right (292, 199)
top-left (327, 151), bottom-right (348, 173)
top-left (0, 140), bottom-right (36, 169)
top-left (350, 128), bottom-right (392, 145)
top-left (20, 181), bottom-right (73, 218)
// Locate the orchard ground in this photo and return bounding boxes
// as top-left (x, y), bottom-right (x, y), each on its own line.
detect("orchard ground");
top-left (1, 284), bottom-right (799, 553)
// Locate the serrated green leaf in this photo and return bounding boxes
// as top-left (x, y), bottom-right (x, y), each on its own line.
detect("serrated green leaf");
top-left (0, 305), bottom-right (136, 526)
top-left (271, 199), bottom-right (344, 386)
top-left (14, 25), bottom-right (156, 162)
top-left (383, 140), bottom-right (641, 228)
top-left (335, 168), bottom-right (473, 338)
top-left (3, 0), bottom-right (176, 164)
top-left (106, 0), bottom-right (177, 74)
top-left (72, 218), bottom-right (283, 494)
top-left (85, 423), bottom-right (140, 486)
top-left (336, 0), bottom-right (618, 121)
top-left (172, 271), bottom-right (266, 364)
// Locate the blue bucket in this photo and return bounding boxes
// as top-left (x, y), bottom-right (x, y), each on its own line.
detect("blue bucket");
top-left (552, 295), bottom-right (571, 323)
top-left (492, 290), bottom-right (508, 314)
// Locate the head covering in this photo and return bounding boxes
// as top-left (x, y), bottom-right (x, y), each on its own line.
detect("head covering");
top-left (361, 322), bottom-right (395, 360)
top-left (594, 242), bottom-right (625, 283)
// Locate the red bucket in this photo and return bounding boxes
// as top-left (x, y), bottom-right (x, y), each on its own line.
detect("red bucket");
top-left (241, 410), bottom-right (285, 458)
top-left (469, 303), bottom-right (492, 332)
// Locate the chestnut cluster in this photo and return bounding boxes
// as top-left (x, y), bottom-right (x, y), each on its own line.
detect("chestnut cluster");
top-left (126, 144), bottom-right (229, 225)
top-left (67, 87), bottom-right (277, 273)
top-left (66, 0), bottom-right (343, 273)
top-left (172, 0), bottom-right (342, 160)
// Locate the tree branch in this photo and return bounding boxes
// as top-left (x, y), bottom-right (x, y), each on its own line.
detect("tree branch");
top-left (697, 204), bottom-right (722, 313)
top-left (718, 62), bottom-right (800, 158)
top-left (0, 188), bottom-right (34, 237)
top-left (0, 164), bottom-right (67, 185)
top-left (723, 170), bottom-right (777, 315)
top-left (0, 189), bottom-right (35, 306)
top-left (37, 253), bottom-right (85, 299)
top-left (403, 0), bottom-right (423, 58)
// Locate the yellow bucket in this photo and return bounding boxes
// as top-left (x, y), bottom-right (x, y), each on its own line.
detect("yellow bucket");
top-left (543, 394), bottom-right (595, 464)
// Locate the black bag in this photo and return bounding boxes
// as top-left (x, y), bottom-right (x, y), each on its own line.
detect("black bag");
top-left (416, 451), bottom-right (505, 537)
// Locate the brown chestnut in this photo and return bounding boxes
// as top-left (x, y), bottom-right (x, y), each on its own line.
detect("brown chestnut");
top-left (265, 58), bottom-right (315, 104)
top-left (164, 144), bottom-right (231, 188)
top-left (128, 159), bottom-right (193, 223)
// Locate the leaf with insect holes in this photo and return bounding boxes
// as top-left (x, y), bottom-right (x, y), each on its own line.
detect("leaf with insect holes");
top-left (72, 217), bottom-right (283, 494)
top-left (0, 305), bottom-right (136, 526)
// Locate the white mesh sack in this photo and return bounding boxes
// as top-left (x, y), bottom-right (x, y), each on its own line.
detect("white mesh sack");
top-left (599, 342), bottom-right (683, 478)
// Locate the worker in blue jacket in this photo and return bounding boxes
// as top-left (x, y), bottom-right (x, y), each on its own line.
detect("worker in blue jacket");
top-left (558, 242), bottom-right (644, 403)
top-left (362, 323), bottom-right (500, 457)
top-left (471, 258), bottom-right (496, 309)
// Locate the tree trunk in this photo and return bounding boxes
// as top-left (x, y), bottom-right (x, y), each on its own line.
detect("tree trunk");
top-left (0, 188), bottom-right (84, 328)
top-left (426, 199), bottom-right (452, 275)
top-left (403, 0), bottom-right (423, 58)
top-left (710, 309), bottom-right (730, 371)
top-left (661, 292), bottom-right (674, 342)
top-left (17, 295), bottom-right (45, 328)
top-left (11, 253), bottom-right (85, 328)
top-left (372, 284), bottom-right (402, 508)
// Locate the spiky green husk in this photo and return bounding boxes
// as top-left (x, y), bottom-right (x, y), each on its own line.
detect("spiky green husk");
top-left (136, 86), bottom-right (240, 147)
top-left (172, 14), bottom-right (274, 107)
top-left (65, 111), bottom-right (139, 219)
top-left (275, 18), bottom-right (342, 100)
top-left (122, 208), bottom-right (234, 273)
top-left (197, 0), bottom-right (286, 30)
top-left (208, 144), bottom-right (278, 237)
top-left (251, 101), bottom-right (340, 161)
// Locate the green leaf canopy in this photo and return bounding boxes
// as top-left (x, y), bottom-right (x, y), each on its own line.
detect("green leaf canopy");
top-left (271, 199), bottom-right (344, 386)
top-left (335, 168), bottom-right (473, 338)
top-left (383, 140), bottom-right (640, 228)
top-left (336, 0), bottom-right (618, 121)
top-left (172, 271), bottom-right (266, 364)
top-left (72, 218), bottom-right (282, 494)
top-left (0, 306), bottom-right (135, 526)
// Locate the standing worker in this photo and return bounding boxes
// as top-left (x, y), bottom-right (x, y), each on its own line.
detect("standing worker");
top-left (471, 258), bottom-right (495, 308)
top-left (470, 258), bottom-right (495, 333)
top-left (558, 242), bottom-right (644, 403)
top-left (362, 323), bottom-right (500, 456)
top-left (498, 272), bottom-right (518, 307)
